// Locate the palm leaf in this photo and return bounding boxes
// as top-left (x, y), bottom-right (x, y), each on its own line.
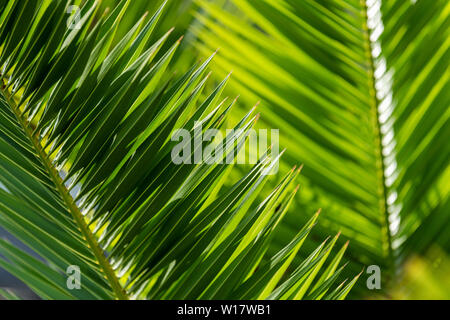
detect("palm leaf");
top-left (0, 0), bottom-right (356, 299)
top-left (193, 0), bottom-right (449, 294)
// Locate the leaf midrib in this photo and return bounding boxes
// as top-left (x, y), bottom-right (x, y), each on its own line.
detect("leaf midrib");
top-left (0, 88), bottom-right (129, 300)
top-left (360, 0), bottom-right (395, 271)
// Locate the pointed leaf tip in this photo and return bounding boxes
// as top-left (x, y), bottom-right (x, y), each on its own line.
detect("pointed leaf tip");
top-left (177, 35), bottom-right (184, 43)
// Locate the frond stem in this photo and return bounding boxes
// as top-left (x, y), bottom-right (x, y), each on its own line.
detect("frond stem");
top-left (360, 0), bottom-right (395, 270)
top-left (0, 88), bottom-right (129, 300)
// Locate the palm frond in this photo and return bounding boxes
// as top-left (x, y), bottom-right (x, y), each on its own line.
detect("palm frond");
top-left (0, 0), bottom-right (356, 299)
top-left (193, 0), bottom-right (449, 293)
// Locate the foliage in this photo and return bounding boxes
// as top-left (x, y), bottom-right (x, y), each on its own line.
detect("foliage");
top-left (0, 0), bottom-right (358, 300)
top-left (193, 0), bottom-right (450, 294)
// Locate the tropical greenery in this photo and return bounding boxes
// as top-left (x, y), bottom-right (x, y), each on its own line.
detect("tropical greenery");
top-left (0, 0), bottom-right (448, 300)
top-left (0, 0), bottom-right (359, 300)
top-left (194, 0), bottom-right (449, 296)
